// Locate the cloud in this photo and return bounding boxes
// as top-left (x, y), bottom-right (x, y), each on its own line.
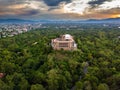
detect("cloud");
top-left (63, 0), bottom-right (120, 16)
top-left (96, 0), bottom-right (120, 10)
top-left (64, 0), bottom-right (91, 15)
top-left (0, 0), bottom-right (119, 19)
top-left (88, 0), bottom-right (111, 7)
top-left (43, 0), bottom-right (71, 6)
top-left (0, 0), bottom-right (49, 16)
top-left (27, 0), bottom-right (49, 10)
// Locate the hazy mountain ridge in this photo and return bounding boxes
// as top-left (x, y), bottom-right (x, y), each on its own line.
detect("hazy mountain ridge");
top-left (87, 17), bottom-right (120, 21)
top-left (0, 19), bottom-right (34, 23)
top-left (0, 17), bottom-right (120, 23)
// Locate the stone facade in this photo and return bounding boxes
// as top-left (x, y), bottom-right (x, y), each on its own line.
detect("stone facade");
top-left (51, 34), bottom-right (77, 50)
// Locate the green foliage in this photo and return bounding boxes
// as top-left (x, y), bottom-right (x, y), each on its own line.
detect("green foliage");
top-left (97, 83), bottom-right (109, 90)
top-left (0, 28), bottom-right (120, 90)
top-left (31, 84), bottom-right (45, 90)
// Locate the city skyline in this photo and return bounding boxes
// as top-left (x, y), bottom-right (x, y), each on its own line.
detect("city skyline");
top-left (0, 0), bottom-right (120, 20)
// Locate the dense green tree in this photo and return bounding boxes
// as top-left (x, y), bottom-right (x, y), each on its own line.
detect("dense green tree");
top-left (46, 69), bottom-right (60, 90)
top-left (31, 84), bottom-right (45, 90)
top-left (75, 81), bottom-right (83, 90)
top-left (97, 83), bottom-right (109, 90)
top-left (0, 80), bottom-right (11, 90)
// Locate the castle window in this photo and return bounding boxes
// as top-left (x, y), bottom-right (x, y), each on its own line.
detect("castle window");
top-left (59, 43), bottom-right (68, 47)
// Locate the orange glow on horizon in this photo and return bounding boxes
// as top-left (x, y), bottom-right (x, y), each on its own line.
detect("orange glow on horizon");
top-left (111, 14), bottom-right (120, 18)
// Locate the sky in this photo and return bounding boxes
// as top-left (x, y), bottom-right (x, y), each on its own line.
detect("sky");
top-left (0, 0), bottom-right (120, 20)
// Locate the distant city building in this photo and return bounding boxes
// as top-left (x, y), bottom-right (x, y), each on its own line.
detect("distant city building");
top-left (51, 34), bottom-right (77, 50)
top-left (0, 73), bottom-right (5, 78)
top-left (118, 36), bottom-right (120, 39)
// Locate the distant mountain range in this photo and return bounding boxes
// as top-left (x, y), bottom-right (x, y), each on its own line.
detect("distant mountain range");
top-left (0, 18), bottom-right (120, 23)
top-left (0, 19), bottom-right (35, 23)
top-left (86, 17), bottom-right (120, 22)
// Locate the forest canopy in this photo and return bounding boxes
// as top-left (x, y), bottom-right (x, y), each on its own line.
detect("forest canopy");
top-left (0, 27), bottom-right (120, 90)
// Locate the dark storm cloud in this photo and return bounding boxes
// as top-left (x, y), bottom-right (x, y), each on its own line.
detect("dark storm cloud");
top-left (43, 0), bottom-right (71, 6)
top-left (88, 0), bottom-right (112, 7)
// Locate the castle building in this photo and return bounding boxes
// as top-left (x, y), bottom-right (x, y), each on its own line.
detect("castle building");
top-left (51, 34), bottom-right (77, 50)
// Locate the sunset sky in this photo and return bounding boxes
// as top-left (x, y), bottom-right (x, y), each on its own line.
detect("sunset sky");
top-left (0, 0), bottom-right (120, 20)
